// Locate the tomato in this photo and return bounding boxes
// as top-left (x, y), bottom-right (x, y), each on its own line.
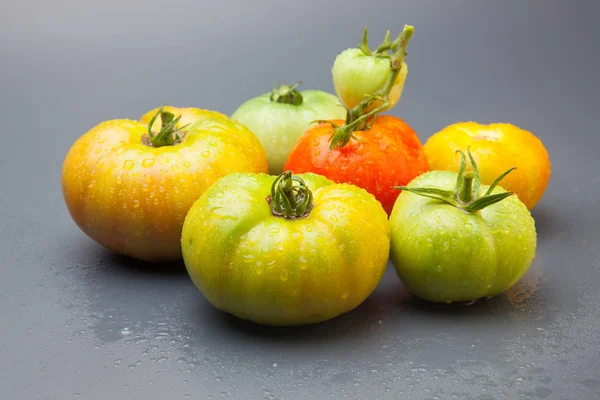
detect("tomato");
top-left (62, 106), bottom-right (268, 262)
top-left (389, 149), bottom-right (537, 303)
top-left (231, 83), bottom-right (346, 174)
top-left (181, 171), bottom-right (390, 326)
top-left (284, 115), bottom-right (428, 214)
top-left (424, 122), bottom-right (551, 210)
top-left (332, 26), bottom-right (411, 112)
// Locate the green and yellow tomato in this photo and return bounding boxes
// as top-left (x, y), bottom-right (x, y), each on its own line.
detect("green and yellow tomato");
top-left (62, 106), bottom-right (268, 262)
top-left (181, 171), bottom-right (390, 326)
top-left (332, 27), bottom-right (411, 112)
top-left (231, 84), bottom-right (346, 175)
top-left (389, 149), bottom-right (537, 303)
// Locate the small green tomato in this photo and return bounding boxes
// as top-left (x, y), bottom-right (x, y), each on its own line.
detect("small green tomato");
top-left (390, 149), bottom-right (537, 303)
top-left (332, 26), bottom-right (411, 112)
top-left (231, 83), bottom-right (346, 175)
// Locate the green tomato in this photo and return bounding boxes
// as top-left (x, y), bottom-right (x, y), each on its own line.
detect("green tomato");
top-left (389, 151), bottom-right (537, 303)
top-left (181, 171), bottom-right (390, 326)
top-left (231, 84), bottom-right (346, 175)
top-left (332, 47), bottom-right (408, 112)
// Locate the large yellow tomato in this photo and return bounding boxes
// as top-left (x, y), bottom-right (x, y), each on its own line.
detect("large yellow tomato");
top-left (423, 122), bottom-right (551, 210)
top-left (62, 106), bottom-right (268, 262)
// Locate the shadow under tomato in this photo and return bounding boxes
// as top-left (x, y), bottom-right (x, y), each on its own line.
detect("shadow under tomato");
top-left (104, 252), bottom-right (187, 275)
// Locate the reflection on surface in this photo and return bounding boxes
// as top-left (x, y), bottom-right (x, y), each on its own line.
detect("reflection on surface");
top-left (504, 256), bottom-right (545, 320)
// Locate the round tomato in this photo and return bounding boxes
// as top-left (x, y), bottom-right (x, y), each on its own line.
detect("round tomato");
top-left (284, 115), bottom-right (428, 214)
top-left (62, 106), bottom-right (268, 262)
top-left (390, 149), bottom-right (537, 303)
top-left (332, 26), bottom-right (412, 112)
top-left (424, 122), bottom-right (551, 210)
top-left (181, 171), bottom-right (390, 326)
top-left (231, 83), bottom-right (346, 175)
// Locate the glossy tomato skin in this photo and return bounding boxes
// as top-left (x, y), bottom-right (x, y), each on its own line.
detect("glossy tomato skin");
top-left (284, 115), bottom-right (428, 214)
top-left (389, 171), bottom-right (537, 303)
top-left (62, 107), bottom-right (268, 262)
top-left (181, 172), bottom-right (390, 326)
top-left (231, 90), bottom-right (346, 175)
top-left (332, 48), bottom-right (408, 111)
top-left (424, 122), bottom-right (551, 210)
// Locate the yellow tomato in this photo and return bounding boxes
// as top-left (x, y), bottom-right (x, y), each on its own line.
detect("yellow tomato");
top-left (424, 122), bottom-right (551, 209)
top-left (62, 106), bottom-right (268, 262)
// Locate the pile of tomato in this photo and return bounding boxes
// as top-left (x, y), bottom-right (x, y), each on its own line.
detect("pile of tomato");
top-left (62, 25), bottom-right (551, 326)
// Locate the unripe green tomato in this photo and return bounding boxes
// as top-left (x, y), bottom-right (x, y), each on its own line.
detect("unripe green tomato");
top-left (332, 48), bottom-right (408, 111)
top-left (181, 172), bottom-right (390, 326)
top-left (231, 89), bottom-right (346, 175)
top-left (390, 170), bottom-right (537, 303)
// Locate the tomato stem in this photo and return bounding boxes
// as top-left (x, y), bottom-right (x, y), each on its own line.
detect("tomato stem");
top-left (147, 107), bottom-right (189, 147)
top-left (270, 82), bottom-right (304, 106)
top-left (457, 172), bottom-right (476, 204)
top-left (329, 25), bottom-right (414, 149)
top-left (395, 148), bottom-right (517, 212)
top-left (267, 171), bottom-right (313, 219)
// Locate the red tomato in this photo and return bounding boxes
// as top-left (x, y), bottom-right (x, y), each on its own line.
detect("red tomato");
top-left (284, 115), bottom-right (428, 214)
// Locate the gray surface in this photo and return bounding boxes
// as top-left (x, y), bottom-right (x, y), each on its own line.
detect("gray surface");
top-left (1, 1), bottom-right (599, 399)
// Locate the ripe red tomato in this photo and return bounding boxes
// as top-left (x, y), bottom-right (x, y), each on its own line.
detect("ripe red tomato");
top-left (284, 115), bottom-right (428, 214)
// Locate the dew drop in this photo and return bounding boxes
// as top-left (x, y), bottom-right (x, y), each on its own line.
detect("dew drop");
top-left (142, 158), bottom-right (155, 168)
top-left (123, 160), bottom-right (134, 170)
top-left (201, 150), bottom-right (211, 158)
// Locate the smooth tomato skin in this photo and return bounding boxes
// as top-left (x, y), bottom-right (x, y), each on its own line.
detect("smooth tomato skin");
top-left (389, 171), bottom-right (537, 303)
top-left (231, 90), bottom-right (346, 175)
top-left (332, 48), bottom-right (408, 111)
top-left (284, 115), bottom-right (428, 214)
top-left (424, 122), bottom-right (551, 210)
top-left (181, 172), bottom-right (390, 326)
top-left (62, 107), bottom-right (268, 262)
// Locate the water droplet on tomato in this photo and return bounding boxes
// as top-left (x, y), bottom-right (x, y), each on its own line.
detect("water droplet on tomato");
top-left (268, 227), bottom-right (280, 235)
top-left (133, 200), bottom-right (140, 208)
top-left (201, 150), bottom-right (210, 158)
top-left (299, 255), bottom-right (307, 263)
top-left (123, 160), bottom-right (134, 170)
top-left (211, 207), bottom-right (238, 220)
top-left (115, 147), bottom-right (125, 155)
top-left (184, 161), bottom-right (191, 168)
top-left (280, 271), bottom-right (288, 281)
top-left (171, 164), bottom-right (179, 172)
top-left (142, 158), bottom-right (155, 168)
top-left (160, 157), bottom-right (170, 164)
top-left (242, 254), bottom-right (254, 263)
top-left (341, 292), bottom-right (349, 299)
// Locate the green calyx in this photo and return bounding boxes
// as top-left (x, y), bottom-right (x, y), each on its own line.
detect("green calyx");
top-left (395, 148), bottom-right (517, 212)
top-left (328, 25), bottom-right (414, 150)
top-left (147, 106), bottom-right (189, 147)
top-left (267, 171), bottom-right (313, 219)
top-left (270, 82), bottom-right (304, 106)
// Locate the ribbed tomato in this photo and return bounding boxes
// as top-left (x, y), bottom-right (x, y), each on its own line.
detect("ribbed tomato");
top-left (62, 106), bottom-right (268, 262)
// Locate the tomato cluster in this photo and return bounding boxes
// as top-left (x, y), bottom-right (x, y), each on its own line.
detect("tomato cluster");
top-left (62, 24), bottom-right (551, 326)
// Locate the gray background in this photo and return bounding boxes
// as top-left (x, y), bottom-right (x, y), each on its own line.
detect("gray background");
top-left (1, 0), bottom-right (599, 399)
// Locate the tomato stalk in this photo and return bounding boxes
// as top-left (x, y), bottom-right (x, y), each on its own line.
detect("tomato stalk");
top-left (395, 148), bottom-right (517, 212)
top-left (327, 25), bottom-right (414, 150)
top-left (270, 82), bottom-right (304, 106)
top-left (146, 107), bottom-right (189, 147)
top-left (267, 171), bottom-right (314, 219)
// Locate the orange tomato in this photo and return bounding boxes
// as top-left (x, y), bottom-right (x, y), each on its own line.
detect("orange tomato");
top-left (284, 115), bottom-right (429, 214)
top-left (423, 122), bottom-right (551, 210)
top-left (62, 106), bottom-right (268, 262)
